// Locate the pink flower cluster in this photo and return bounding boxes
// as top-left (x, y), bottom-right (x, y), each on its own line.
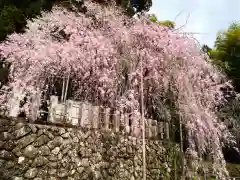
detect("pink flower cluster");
top-left (0, 2), bottom-right (232, 178)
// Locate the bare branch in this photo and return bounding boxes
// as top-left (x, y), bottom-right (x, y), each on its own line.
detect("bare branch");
top-left (173, 10), bottom-right (185, 22)
top-left (172, 12), bottom-right (190, 32)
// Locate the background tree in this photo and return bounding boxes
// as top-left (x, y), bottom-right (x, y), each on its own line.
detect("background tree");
top-left (149, 14), bottom-right (175, 29)
top-left (210, 22), bottom-right (240, 92)
top-left (0, 0), bottom-right (153, 42)
top-left (130, 0), bottom-right (152, 13)
top-left (0, 0), bottom-right (153, 91)
top-left (201, 44), bottom-right (212, 54)
top-left (0, 0), bottom-right (56, 41)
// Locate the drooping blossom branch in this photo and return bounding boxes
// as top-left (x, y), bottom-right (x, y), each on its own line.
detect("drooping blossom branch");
top-left (0, 1), bottom-right (233, 179)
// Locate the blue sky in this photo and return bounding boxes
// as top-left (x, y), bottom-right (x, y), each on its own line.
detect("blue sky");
top-left (150, 0), bottom-right (240, 47)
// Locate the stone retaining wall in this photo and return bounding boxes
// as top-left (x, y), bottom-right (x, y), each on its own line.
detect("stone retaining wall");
top-left (0, 118), bottom-right (175, 180)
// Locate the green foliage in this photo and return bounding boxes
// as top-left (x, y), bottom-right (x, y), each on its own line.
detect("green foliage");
top-left (0, 5), bottom-right (25, 40)
top-left (115, 0), bottom-right (152, 16)
top-left (0, 0), bottom-right (153, 41)
top-left (158, 20), bottom-right (175, 29)
top-left (0, 0), bottom-right (56, 41)
top-left (117, 0), bottom-right (135, 16)
top-left (149, 14), bottom-right (175, 29)
top-left (130, 0), bottom-right (152, 13)
top-left (210, 22), bottom-right (240, 92)
top-left (201, 44), bottom-right (212, 54)
top-left (149, 13), bottom-right (158, 23)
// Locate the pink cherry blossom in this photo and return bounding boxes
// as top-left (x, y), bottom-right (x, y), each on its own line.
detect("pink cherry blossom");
top-left (0, 2), bottom-right (232, 179)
